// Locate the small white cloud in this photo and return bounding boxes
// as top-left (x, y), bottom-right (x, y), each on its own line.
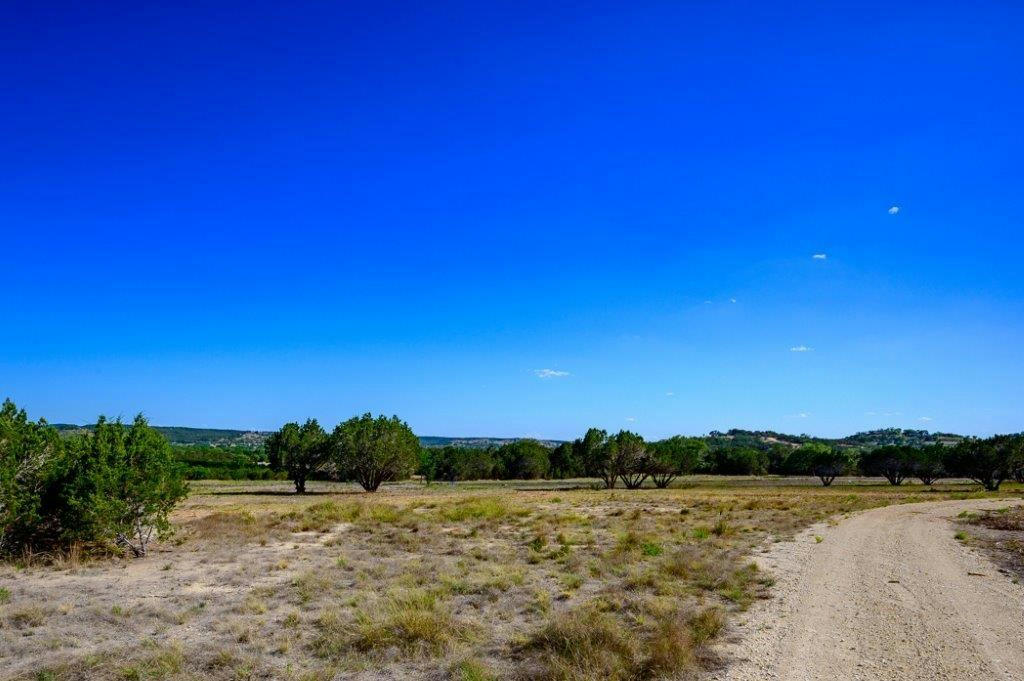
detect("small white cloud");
top-left (865, 411), bottom-right (877, 416)
top-left (787, 412), bottom-right (810, 418)
top-left (790, 345), bottom-right (813, 352)
top-left (888, 205), bottom-right (900, 215)
top-left (812, 253), bottom-right (827, 260)
top-left (729, 298), bottom-right (737, 303)
top-left (533, 369), bottom-right (569, 379)
top-left (918, 416), bottom-right (933, 422)
top-left (665, 391), bottom-right (674, 397)
top-left (625, 416), bottom-right (636, 422)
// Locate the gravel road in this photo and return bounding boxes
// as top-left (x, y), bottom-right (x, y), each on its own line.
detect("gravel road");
top-left (722, 497), bottom-right (1024, 681)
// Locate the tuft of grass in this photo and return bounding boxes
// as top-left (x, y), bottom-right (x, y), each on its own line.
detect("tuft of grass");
top-left (640, 541), bottom-right (663, 557)
top-left (452, 659), bottom-right (496, 681)
top-left (688, 607), bottom-right (726, 645)
top-left (0, 586), bottom-right (10, 604)
top-left (117, 643), bottom-right (184, 681)
top-left (9, 605), bottom-right (46, 628)
top-left (520, 606), bottom-right (639, 681)
top-left (313, 589), bottom-right (470, 658)
top-left (954, 530), bottom-right (969, 541)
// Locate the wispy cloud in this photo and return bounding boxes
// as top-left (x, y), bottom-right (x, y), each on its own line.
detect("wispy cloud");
top-left (533, 369), bottom-right (569, 379)
top-left (625, 416), bottom-right (636, 422)
top-left (918, 416), bottom-right (933, 422)
top-left (888, 205), bottom-right (900, 215)
top-left (787, 412), bottom-right (810, 418)
top-left (665, 391), bottom-right (674, 397)
top-left (729, 298), bottom-right (737, 303)
top-left (812, 253), bottom-right (827, 260)
top-left (790, 345), bottom-right (813, 352)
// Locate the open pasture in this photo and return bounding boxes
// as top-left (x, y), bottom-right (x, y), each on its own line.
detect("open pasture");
top-left (1, 478), bottom-right (1019, 681)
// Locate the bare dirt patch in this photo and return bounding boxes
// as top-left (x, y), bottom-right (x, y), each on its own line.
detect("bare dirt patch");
top-left (958, 505), bottom-right (1024, 582)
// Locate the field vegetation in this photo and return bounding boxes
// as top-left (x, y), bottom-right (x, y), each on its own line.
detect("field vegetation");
top-left (2, 477), bottom-right (1020, 680)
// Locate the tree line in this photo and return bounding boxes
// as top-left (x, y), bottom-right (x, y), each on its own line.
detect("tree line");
top-left (4, 396), bottom-right (1023, 559)
top-left (418, 429), bottom-right (1024, 490)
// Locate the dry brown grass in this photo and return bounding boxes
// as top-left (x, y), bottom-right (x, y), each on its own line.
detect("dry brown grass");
top-left (2, 478), bottom-right (1019, 680)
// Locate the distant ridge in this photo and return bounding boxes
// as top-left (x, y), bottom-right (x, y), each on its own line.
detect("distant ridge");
top-left (49, 424), bottom-right (964, 450)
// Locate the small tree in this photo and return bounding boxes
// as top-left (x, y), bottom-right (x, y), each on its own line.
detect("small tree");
top-left (944, 435), bottom-right (1022, 491)
top-left (859, 445), bottom-right (914, 485)
top-left (606, 431), bottom-right (649, 489)
top-left (811, 448), bottom-right (850, 487)
top-left (647, 436), bottom-right (707, 488)
top-left (266, 420), bottom-right (331, 493)
top-left (424, 446), bottom-right (494, 483)
top-left (548, 442), bottom-right (580, 479)
top-left (496, 439), bottom-right (550, 479)
top-left (911, 444), bottom-right (946, 485)
top-left (333, 414), bottom-right (419, 492)
top-left (574, 428), bottom-right (609, 479)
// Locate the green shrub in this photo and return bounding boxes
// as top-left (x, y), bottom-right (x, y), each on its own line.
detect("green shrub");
top-left (1, 399), bottom-right (188, 558)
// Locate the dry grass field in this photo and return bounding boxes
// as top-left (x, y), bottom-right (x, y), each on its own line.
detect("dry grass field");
top-left (1, 478), bottom-right (1020, 681)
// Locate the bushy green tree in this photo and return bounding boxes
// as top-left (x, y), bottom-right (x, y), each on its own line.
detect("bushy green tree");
top-left (496, 439), bottom-right (550, 480)
top-left (606, 430), bottom-right (649, 489)
top-left (548, 442), bottom-right (581, 479)
top-left (647, 436), bottom-right (707, 488)
top-left (2, 401), bottom-right (187, 558)
top-left (779, 443), bottom-right (831, 475)
top-left (859, 445), bottom-right (915, 485)
top-left (423, 446), bottom-right (495, 482)
top-left (573, 428), bottom-right (608, 479)
top-left (944, 435), bottom-right (1023, 491)
top-left (60, 416), bottom-right (188, 556)
top-left (810, 448), bottom-right (852, 487)
top-left (0, 400), bottom-right (64, 554)
top-left (911, 444), bottom-right (946, 485)
top-left (333, 414), bottom-right (420, 492)
top-left (709, 446), bottom-right (769, 475)
top-left (266, 420), bottom-right (331, 493)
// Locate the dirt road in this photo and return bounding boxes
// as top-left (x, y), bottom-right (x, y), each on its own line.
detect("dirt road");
top-left (723, 498), bottom-right (1024, 681)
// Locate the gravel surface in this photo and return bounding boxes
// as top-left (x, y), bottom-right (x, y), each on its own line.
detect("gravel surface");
top-left (721, 497), bottom-right (1024, 681)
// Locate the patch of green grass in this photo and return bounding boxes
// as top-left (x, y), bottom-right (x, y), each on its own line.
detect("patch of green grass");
top-left (452, 659), bottom-right (496, 681)
top-left (117, 644), bottom-right (184, 680)
top-left (439, 497), bottom-right (526, 522)
top-left (313, 589), bottom-right (471, 658)
top-left (0, 586), bottom-right (10, 604)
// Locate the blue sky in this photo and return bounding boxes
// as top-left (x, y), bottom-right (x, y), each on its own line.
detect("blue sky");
top-left (2, 1), bottom-right (1022, 438)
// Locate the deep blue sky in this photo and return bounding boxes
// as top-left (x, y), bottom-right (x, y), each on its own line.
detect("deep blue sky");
top-left (3, 1), bottom-right (1022, 438)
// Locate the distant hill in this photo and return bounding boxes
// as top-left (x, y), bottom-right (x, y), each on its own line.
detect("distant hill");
top-left (50, 425), bottom-right (563, 450)
top-left (52, 424), bottom-right (272, 448)
top-left (50, 424), bottom-right (964, 450)
top-left (419, 436), bottom-right (566, 449)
